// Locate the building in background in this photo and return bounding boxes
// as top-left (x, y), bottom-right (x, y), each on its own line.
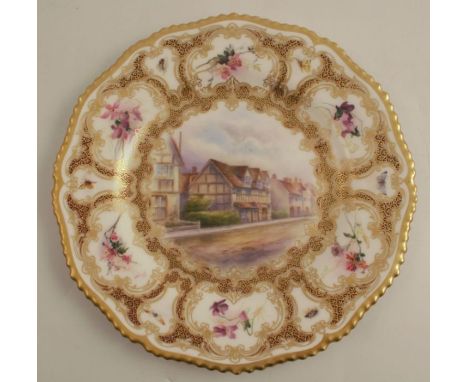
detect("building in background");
top-left (187, 159), bottom-right (272, 223)
top-left (302, 182), bottom-right (316, 216)
top-left (148, 133), bottom-right (314, 225)
top-left (149, 134), bottom-right (184, 222)
top-left (270, 175), bottom-right (314, 218)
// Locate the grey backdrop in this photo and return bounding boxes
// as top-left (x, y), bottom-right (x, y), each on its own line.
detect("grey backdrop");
top-left (38, 1), bottom-right (429, 381)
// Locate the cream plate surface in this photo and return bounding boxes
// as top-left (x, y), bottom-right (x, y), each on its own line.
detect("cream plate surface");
top-left (53, 14), bottom-right (416, 373)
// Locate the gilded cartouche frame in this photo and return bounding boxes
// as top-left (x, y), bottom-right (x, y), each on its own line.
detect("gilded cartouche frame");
top-left (52, 13), bottom-right (417, 374)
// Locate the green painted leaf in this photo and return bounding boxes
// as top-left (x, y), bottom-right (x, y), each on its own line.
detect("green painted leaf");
top-left (351, 127), bottom-right (360, 137)
top-left (334, 107), bottom-right (343, 120)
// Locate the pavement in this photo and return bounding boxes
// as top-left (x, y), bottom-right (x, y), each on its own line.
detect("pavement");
top-left (165, 216), bottom-right (312, 239)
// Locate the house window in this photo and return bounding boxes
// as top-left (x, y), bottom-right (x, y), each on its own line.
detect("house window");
top-left (155, 164), bottom-right (173, 176)
top-left (154, 195), bottom-right (167, 220)
top-left (158, 179), bottom-right (174, 191)
top-left (208, 184), bottom-right (217, 194)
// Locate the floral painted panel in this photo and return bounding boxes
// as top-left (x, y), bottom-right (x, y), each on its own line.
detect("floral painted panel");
top-left (53, 15), bottom-right (416, 373)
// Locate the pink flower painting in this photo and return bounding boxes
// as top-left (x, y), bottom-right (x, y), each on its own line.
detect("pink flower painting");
top-left (331, 217), bottom-right (369, 273)
top-left (227, 53), bottom-right (242, 70)
top-left (100, 101), bottom-right (143, 157)
top-left (209, 299), bottom-right (254, 339)
top-left (334, 101), bottom-right (360, 138)
top-left (213, 325), bottom-right (238, 339)
top-left (101, 217), bottom-right (133, 274)
top-left (210, 299), bottom-right (229, 316)
top-left (100, 102), bottom-right (121, 120)
top-left (195, 45), bottom-right (258, 84)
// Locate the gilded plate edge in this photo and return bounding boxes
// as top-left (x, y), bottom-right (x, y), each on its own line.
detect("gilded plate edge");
top-left (51, 13), bottom-right (418, 374)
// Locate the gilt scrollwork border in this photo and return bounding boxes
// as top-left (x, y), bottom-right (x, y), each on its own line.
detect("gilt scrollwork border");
top-left (52, 14), bottom-right (416, 374)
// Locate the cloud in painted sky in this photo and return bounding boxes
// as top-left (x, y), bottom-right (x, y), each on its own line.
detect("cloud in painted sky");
top-left (173, 102), bottom-right (315, 183)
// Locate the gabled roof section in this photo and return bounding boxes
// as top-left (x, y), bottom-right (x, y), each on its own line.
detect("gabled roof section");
top-left (232, 165), bottom-right (248, 180)
top-left (208, 159), bottom-right (270, 190)
top-left (249, 168), bottom-right (260, 181)
top-left (169, 136), bottom-right (184, 167)
top-left (210, 159), bottom-right (244, 188)
top-left (280, 179), bottom-right (304, 196)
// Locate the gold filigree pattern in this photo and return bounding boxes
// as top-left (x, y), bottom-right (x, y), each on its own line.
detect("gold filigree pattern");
top-left (53, 14), bottom-right (416, 373)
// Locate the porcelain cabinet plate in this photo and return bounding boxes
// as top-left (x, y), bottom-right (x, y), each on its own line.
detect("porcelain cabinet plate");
top-left (53, 14), bottom-right (416, 373)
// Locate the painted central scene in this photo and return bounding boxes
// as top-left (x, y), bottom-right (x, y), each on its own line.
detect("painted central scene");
top-left (149, 103), bottom-right (316, 267)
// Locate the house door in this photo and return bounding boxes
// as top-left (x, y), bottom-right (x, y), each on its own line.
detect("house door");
top-left (252, 209), bottom-right (259, 222)
top-left (154, 195), bottom-right (167, 220)
top-left (290, 206), bottom-right (295, 217)
top-left (240, 209), bottom-right (249, 223)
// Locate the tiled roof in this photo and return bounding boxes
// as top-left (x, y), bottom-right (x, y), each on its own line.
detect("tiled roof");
top-left (280, 179), bottom-right (306, 196)
top-left (169, 136), bottom-right (184, 167)
top-left (210, 160), bottom-right (245, 188)
top-left (249, 167), bottom-right (259, 180)
top-left (232, 165), bottom-right (248, 180)
top-left (210, 159), bottom-right (270, 189)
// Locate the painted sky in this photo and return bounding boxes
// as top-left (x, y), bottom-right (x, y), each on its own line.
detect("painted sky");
top-left (174, 102), bottom-right (315, 184)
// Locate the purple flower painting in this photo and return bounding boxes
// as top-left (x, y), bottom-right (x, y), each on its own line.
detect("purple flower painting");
top-left (334, 101), bottom-right (360, 138)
